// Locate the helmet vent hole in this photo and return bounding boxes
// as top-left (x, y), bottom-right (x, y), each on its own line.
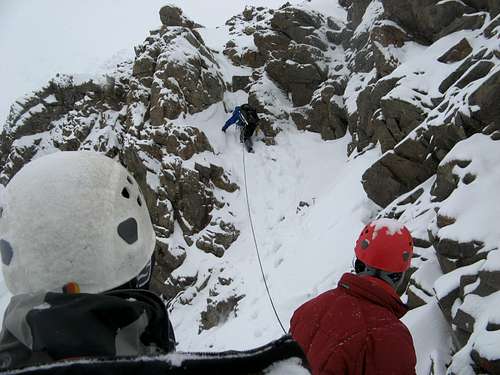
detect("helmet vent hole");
top-left (361, 240), bottom-right (369, 249)
top-left (402, 251), bottom-right (410, 261)
top-left (118, 218), bottom-right (138, 245)
top-left (121, 187), bottom-right (130, 199)
top-left (127, 176), bottom-right (133, 185)
top-left (0, 239), bottom-right (13, 266)
top-left (137, 196), bottom-right (142, 207)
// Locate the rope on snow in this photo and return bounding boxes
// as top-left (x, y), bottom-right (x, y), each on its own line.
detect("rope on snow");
top-left (241, 141), bottom-right (287, 335)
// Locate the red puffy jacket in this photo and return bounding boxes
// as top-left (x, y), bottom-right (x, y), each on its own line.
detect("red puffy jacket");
top-left (290, 273), bottom-right (416, 375)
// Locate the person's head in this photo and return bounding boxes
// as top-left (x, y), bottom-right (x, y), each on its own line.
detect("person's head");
top-left (353, 218), bottom-right (413, 289)
top-left (0, 151), bottom-right (156, 295)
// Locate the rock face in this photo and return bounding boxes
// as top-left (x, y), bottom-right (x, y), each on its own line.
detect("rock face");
top-left (224, 4), bottom-right (348, 141)
top-left (131, 13), bottom-right (225, 126)
top-left (335, 1), bottom-right (500, 372)
top-left (0, 7), bottom-right (239, 313)
top-left (1, 1), bottom-right (500, 370)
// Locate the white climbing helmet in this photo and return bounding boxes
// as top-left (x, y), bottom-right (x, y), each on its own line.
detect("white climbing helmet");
top-left (0, 151), bottom-right (156, 295)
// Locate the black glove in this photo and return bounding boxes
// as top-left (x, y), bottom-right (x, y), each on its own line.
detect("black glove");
top-left (221, 128), bottom-right (226, 133)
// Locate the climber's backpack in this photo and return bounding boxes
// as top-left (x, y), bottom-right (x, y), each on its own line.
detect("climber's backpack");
top-left (239, 104), bottom-right (259, 125)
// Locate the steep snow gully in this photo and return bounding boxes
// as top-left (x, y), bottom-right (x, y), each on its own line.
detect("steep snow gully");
top-left (1, 0), bottom-right (500, 374)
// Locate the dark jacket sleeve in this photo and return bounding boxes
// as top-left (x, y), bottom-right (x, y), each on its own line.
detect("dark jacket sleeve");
top-left (222, 107), bottom-right (241, 131)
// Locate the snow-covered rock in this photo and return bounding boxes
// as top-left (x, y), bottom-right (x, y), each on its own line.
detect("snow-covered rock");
top-left (1, 1), bottom-right (499, 374)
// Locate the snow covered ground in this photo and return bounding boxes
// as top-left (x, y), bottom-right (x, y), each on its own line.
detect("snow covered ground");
top-left (0, 0), bottom-right (473, 373)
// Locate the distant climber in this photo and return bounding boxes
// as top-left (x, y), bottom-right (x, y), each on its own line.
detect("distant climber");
top-left (290, 218), bottom-right (417, 375)
top-left (0, 152), bottom-right (176, 370)
top-left (222, 103), bottom-right (260, 153)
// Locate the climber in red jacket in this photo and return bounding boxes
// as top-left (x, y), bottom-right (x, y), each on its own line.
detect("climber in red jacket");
top-left (290, 218), bottom-right (417, 375)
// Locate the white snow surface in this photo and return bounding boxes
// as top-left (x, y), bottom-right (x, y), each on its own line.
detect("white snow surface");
top-left (2, 0), bottom-right (499, 373)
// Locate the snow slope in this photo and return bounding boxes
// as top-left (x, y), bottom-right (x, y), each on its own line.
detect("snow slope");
top-left (3, 0), bottom-right (493, 373)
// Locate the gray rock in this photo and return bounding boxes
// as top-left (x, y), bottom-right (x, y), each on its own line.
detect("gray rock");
top-left (383, 0), bottom-right (474, 44)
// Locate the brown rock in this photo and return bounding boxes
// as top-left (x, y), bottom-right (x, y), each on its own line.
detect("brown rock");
top-left (383, 0), bottom-right (474, 44)
top-left (200, 294), bottom-right (244, 332)
top-left (469, 69), bottom-right (500, 126)
top-left (271, 6), bottom-right (322, 44)
top-left (438, 38), bottom-right (473, 64)
top-left (231, 76), bottom-right (252, 92)
top-left (266, 60), bottom-right (325, 106)
top-left (371, 23), bottom-right (409, 48)
top-left (471, 349), bottom-right (500, 375)
top-left (438, 12), bottom-right (486, 39)
top-left (431, 161), bottom-right (462, 202)
top-left (254, 31), bottom-right (290, 60)
top-left (159, 5), bottom-right (201, 28)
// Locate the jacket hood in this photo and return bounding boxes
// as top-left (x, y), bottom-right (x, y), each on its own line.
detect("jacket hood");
top-left (338, 273), bottom-right (409, 318)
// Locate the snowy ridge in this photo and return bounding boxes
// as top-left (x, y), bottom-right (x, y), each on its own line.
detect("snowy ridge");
top-left (0, 0), bottom-right (500, 374)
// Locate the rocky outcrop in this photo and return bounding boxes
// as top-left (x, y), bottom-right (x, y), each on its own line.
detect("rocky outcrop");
top-left (383, 0), bottom-right (475, 44)
top-left (0, 6), bottom-right (240, 312)
top-left (130, 12), bottom-right (225, 127)
top-left (159, 5), bottom-right (202, 28)
top-left (1, 2), bottom-right (499, 371)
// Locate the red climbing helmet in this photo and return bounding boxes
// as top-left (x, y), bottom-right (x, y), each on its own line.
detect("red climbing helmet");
top-left (354, 218), bottom-right (414, 273)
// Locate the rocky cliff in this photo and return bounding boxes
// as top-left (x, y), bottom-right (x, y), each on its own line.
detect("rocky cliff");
top-left (0, 1), bottom-right (499, 373)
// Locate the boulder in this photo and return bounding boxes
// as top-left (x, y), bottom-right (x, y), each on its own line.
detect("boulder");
top-left (194, 163), bottom-right (239, 193)
top-left (231, 75), bottom-right (252, 92)
top-left (362, 147), bottom-right (436, 207)
top-left (469, 69), bottom-right (500, 126)
top-left (151, 125), bottom-right (213, 160)
top-left (270, 6), bottom-right (322, 44)
top-left (240, 49), bottom-right (266, 68)
top-left (437, 38), bottom-right (473, 64)
top-left (471, 350), bottom-right (500, 375)
top-left (254, 31), bottom-right (290, 60)
top-left (288, 43), bottom-right (325, 65)
top-left (195, 221), bottom-right (240, 257)
top-left (159, 5), bottom-right (201, 28)
top-left (430, 161), bottom-right (465, 202)
top-left (348, 77), bottom-right (399, 154)
top-left (456, 60), bottom-right (494, 89)
top-left (200, 294), bottom-right (244, 332)
top-left (266, 60), bottom-right (326, 106)
top-left (133, 27), bottom-right (225, 124)
top-left (160, 164), bottom-right (219, 236)
top-left (383, 0), bottom-right (474, 44)
top-left (291, 84), bottom-right (347, 139)
top-left (437, 12), bottom-right (487, 39)
top-left (347, 0), bottom-right (372, 29)
top-left (371, 24), bottom-right (409, 48)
